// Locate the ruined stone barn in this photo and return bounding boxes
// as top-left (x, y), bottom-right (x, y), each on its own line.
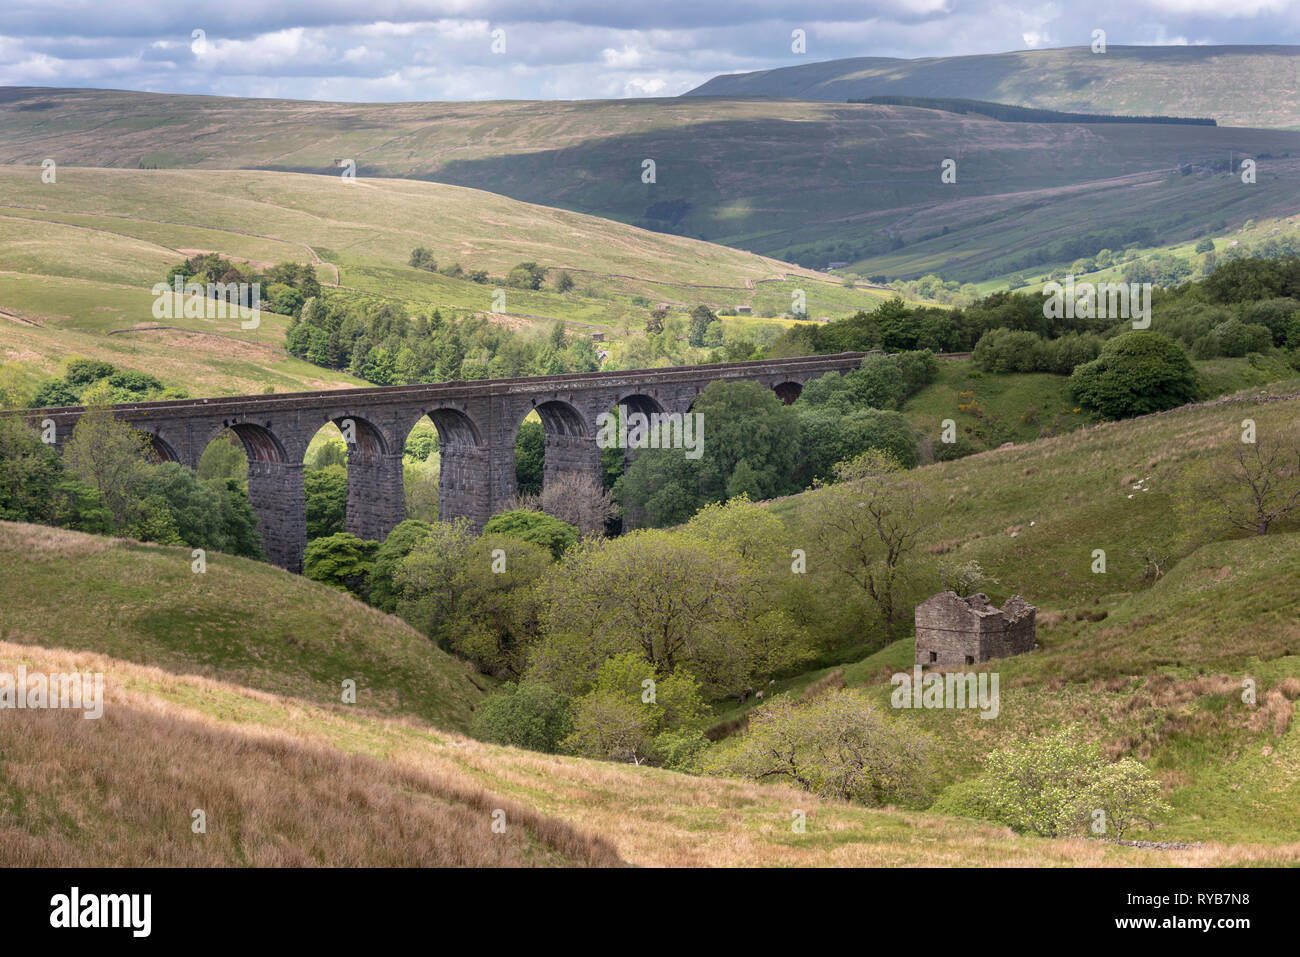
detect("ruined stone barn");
top-left (914, 592), bottom-right (1036, 667)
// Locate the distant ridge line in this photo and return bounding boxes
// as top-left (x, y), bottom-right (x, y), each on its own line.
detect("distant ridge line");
top-left (848, 95), bottom-right (1216, 126)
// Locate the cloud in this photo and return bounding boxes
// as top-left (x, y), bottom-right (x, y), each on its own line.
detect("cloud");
top-left (0, 1), bottom-right (1295, 100)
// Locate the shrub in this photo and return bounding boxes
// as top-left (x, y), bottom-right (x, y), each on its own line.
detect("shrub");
top-left (1069, 332), bottom-right (1199, 419)
top-left (483, 509), bottom-right (577, 560)
top-left (703, 690), bottom-right (932, 805)
top-left (303, 532), bottom-right (378, 600)
top-left (470, 681), bottom-right (574, 753)
top-left (977, 726), bottom-right (1168, 838)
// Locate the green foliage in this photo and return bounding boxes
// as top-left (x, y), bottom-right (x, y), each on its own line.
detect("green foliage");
top-left (1069, 332), bottom-right (1200, 419)
top-left (196, 432), bottom-right (248, 482)
top-left (808, 449), bottom-right (941, 639)
top-left (688, 304), bottom-right (718, 347)
top-left (28, 358), bottom-right (184, 409)
top-left (396, 525), bottom-right (552, 676)
top-left (367, 519), bottom-right (432, 613)
top-left (513, 420), bottom-right (545, 497)
top-left (506, 261), bottom-right (546, 290)
top-left (703, 690), bottom-right (933, 805)
top-left (530, 528), bottom-right (811, 699)
top-left (470, 681), bottom-right (574, 753)
top-left (977, 726), bottom-right (1168, 838)
top-left (562, 653), bottom-right (710, 764)
top-left (303, 532), bottom-right (378, 600)
top-left (0, 416), bottom-right (110, 532)
top-left (483, 509), bottom-right (577, 560)
top-left (408, 247), bottom-right (437, 271)
top-left (304, 464), bottom-right (347, 539)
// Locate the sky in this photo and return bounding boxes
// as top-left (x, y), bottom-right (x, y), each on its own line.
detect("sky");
top-left (0, 1), bottom-right (1296, 102)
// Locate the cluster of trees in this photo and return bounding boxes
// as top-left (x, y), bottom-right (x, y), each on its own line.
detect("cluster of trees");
top-left (0, 409), bottom-right (261, 557)
top-left (285, 295), bottom-right (599, 384)
top-left (973, 329), bottom-right (1104, 374)
top-left (165, 254), bottom-right (321, 319)
top-left (297, 457), bottom-right (947, 774)
top-left (616, 355), bottom-right (938, 527)
top-left (407, 248), bottom-right (576, 294)
top-left (19, 359), bottom-right (186, 410)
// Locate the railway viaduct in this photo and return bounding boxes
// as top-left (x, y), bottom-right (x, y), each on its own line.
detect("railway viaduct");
top-left (25, 352), bottom-right (867, 572)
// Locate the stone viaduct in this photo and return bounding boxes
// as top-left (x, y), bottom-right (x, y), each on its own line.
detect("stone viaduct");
top-left (25, 353), bottom-right (866, 573)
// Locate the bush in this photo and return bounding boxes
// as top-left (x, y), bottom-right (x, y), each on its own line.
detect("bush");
top-left (1069, 332), bottom-right (1199, 419)
top-left (470, 681), bottom-right (574, 753)
top-left (703, 690), bottom-right (932, 805)
top-left (976, 726), bottom-right (1168, 838)
top-left (483, 509), bottom-right (577, 560)
top-left (303, 532), bottom-right (378, 600)
top-left (367, 519), bottom-right (432, 613)
top-left (304, 464), bottom-right (347, 539)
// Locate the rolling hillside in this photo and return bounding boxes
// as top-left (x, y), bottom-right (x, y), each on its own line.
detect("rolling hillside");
top-left (3, 382), bottom-right (1300, 863)
top-left (0, 165), bottom-right (886, 397)
top-left (2, 88), bottom-right (1298, 277)
top-left (687, 45), bottom-right (1300, 130)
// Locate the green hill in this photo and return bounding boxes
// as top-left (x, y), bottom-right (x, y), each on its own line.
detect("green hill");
top-left (687, 45), bottom-right (1300, 130)
top-left (0, 165), bottom-right (886, 397)
top-left (3, 87), bottom-right (1298, 278)
top-left (0, 520), bottom-right (484, 729)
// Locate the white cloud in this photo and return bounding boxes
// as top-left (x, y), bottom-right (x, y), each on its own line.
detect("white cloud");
top-left (602, 44), bottom-right (643, 68)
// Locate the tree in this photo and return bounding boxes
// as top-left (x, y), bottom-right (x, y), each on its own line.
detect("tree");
top-left (303, 532), bottom-right (378, 600)
top-left (0, 416), bottom-right (110, 531)
top-left (514, 419), bottom-right (545, 497)
top-left (408, 247), bottom-right (436, 271)
top-left (507, 262), bottom-right (545, 290)
top-left (393, 519), bottom-right (477, 640)
top-left (62, 406), bottom-right (152, 529)
top-left (515, 471), bottom-right (618, 536)
top-left (1177, 421), bottom-right (1300, 538)
top-left (1069, 332), bottom-right (1200, 420)
top-left (367, 519), bottom-right (432, 612)
top-left (304, 464), bottom-right (347, 539)
top-left (483, 509), bottom-right (578, 560)
top-left (978, 727), bottom-right (1168, 838)
top-left (443, 533), bottom-right (553, 676)
top-left (688, 305), bottom-right (717, 347)
top-left (703, 690), bottom-right (933, 805)
top-left (562, 653), bottom-right (709, 764)
top-left (555, 270), bottom-right (575, 293)
top-left (808, 449), bottom-right (941, 639)
top-left (470, 681), bottom-right (574, 753)
top-left (530, 529), bottom-right (809, 698)
top-left (0, 363), bottom-right (31, 409)
top-left (197, 432), bottom-right (248, 482)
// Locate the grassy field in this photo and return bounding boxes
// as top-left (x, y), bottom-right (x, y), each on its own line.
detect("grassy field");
top-left (0, 521), bottom-right (485, 729)
top-left (687, 45), bottom-right (1300, 131)
top-left (0, 165), bottom-right (892, 397)
top-left (4, 634), bottom-right (1296, 866)
top-left (3, 88), bottom-right (1298, 275)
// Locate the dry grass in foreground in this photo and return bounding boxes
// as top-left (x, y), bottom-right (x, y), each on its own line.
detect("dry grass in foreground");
top-left (3, 641), bottom-right (1299, 867)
